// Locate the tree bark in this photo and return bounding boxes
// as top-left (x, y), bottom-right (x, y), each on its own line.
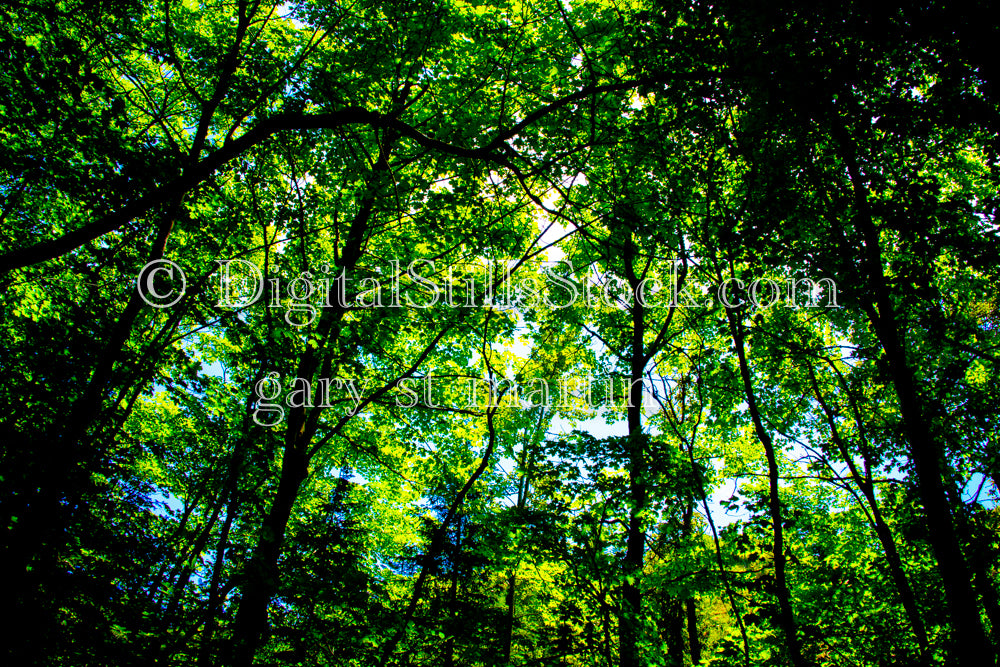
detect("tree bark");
top-left (685, 598), bottom-right (702, 666)
top-left (727, 310), bottom-right (807, 667)
top-left (808, 366), bottom-right (930, 662)
top-left (830, 117), bottom-right (993, 665)
top-left (228, 134), bottom-right (396, 664)
top-left (619, 230), bottom-right (647, 667)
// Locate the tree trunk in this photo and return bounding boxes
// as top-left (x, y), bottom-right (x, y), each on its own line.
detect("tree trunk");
top-left (808, 367), bottom-right (930, 661)
top-left (685, 598), bottom-right (702, 666)
top-left (727, 310), bottom-right (807, 667)
top-left (619, 232), bottom-right (647, 667)
top-left (230, 442), bottom-right (309, 666)
top-left (502, 572), bottom-right (516, 664)
top-left (830, 118), bottom-right (993, 665)
top-left (228, 135), bottom-right (396, 666)
top-left (682, 505), bottom-right (702, 666)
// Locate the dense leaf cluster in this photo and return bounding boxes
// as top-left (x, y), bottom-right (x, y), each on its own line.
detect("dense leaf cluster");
top-left (1, 0), bottom-right (998, 665)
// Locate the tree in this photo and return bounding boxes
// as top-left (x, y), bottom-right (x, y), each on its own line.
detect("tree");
top-left (3, 0), bottom-right (999, 665)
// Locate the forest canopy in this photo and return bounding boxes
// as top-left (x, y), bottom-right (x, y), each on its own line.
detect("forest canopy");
top-left (1, 0), bottom-right (999, 665)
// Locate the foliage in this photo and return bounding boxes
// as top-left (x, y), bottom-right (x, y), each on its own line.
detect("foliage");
top-left (2, 0), bottom-right (999, 665)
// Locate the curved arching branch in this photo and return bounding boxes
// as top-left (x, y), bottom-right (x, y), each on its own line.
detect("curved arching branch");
top-left (0, 70), bottom-right (729, 276)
